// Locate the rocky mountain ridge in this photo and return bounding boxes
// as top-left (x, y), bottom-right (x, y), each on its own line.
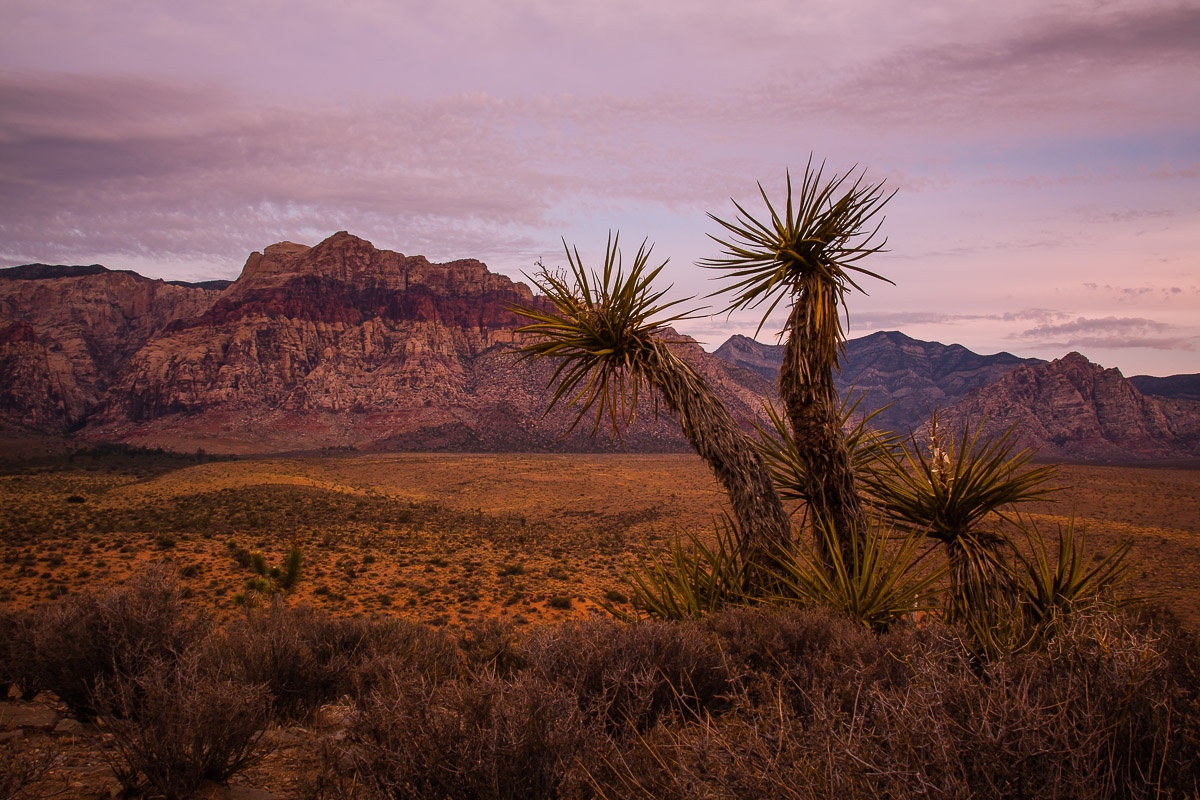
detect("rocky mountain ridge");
top-left (713, 333), bottom-right (1200, 461)
top-left (1, 233), bottom-right (771, 453)
top-left (714, 331), bottom-right (1045, 433)
top-left (944, 352), bottom-right (1200, 461)
top-left (3, 234), bottom-right (1197, 461)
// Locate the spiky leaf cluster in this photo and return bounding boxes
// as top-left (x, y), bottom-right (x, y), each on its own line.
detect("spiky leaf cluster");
top-left (512, 233), bottom-right (701, 436)
top-left (867, 415), bottom-right (1059, 545)
top-left (702, 159), bottom-right (895, 373)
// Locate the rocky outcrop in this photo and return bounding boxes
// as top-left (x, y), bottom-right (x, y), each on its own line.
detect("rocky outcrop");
top-left (25, 232), bottom-right (771, 453)
top-left (6, 235), bottom-right (1194, 461)
top-left (0, 266), bottom-right (220, 431)
top-left (943, 352), bottom-right (1200, 461)
top-left (713, 331), bottom-right (1041, 434)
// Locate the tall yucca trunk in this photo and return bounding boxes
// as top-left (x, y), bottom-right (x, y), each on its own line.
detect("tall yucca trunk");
top-left (778, 288), bottom-right (867, 567)
top-left (640, 338), bottom-right (792, 578)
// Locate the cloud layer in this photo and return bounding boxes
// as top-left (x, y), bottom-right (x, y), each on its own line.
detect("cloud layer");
top-left (0, 0), bottom-right (1197, 374)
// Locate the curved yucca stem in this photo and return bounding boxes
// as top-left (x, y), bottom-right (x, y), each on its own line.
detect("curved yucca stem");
top-left (704, 161), bottom-right (895, 571)
top-left (512, 234), bottom-right (793, 573)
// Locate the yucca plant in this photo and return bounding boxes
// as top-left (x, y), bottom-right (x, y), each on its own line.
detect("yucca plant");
top-left (867, 413), bottom-right (1058, 626)
top-left (756, 394), bottom-right (899, 510)
top-left (621, 522), bottom-right (752, 621)
top-left (703, 160), bottom-right (895, 568)
top-left (512, 233), bottom-right (793, 576)
top-left (770, 516), bottom-right (943, 631)
top-left (1013, 515), bottom-right (1132, 640)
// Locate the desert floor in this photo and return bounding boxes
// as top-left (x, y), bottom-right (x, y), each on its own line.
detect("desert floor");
top-left (3, 449), bottom-right (1199, 798)
top-left (2, 450), bottom-right (1198, 627)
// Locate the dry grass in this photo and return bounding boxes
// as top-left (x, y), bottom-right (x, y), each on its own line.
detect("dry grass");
top-left (1, 453), bottom-right (1198, 627)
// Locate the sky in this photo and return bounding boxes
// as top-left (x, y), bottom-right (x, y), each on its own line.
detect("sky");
top-left (1, 0), bottom-right (1198, 376)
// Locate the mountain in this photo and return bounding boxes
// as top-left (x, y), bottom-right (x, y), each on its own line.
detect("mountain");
top-left (943, 352), bottom-right (1200, 462)
top-left (2, 233), bottom-right (771, 453)
top-left (1130, 373), bottom-right (1200, 402)
top-left (714, 332), bottom-right (1200, 462)
top-left (5, 238), bottom-right (1196, 461)
top-left (0, 265), bottom-right (221, 432)
top-left (714, 331), bottom-right (1043, 434)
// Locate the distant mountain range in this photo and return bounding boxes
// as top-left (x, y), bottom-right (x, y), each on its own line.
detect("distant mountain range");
top-left (714, 332), bottom-right (1044, 435)
top-left (713, 333), bottom-right (1200, 461)
top-left (2, 233), bottom-right (1198, 462)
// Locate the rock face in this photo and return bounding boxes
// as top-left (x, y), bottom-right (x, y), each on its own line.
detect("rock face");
top-left (6, 235), bottom-right (1196, 461)
top-left (943, 352), bottom-right (1200, 462)
top-left (2, 232), bottom-right (772, 453)
top-left (0, 266), bottom-right (219, 431)
top-left (713, 331), bottom-right (1042, 434)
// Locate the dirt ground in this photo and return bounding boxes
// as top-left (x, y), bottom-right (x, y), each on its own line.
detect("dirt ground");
top-left (2, 451), bottom-right (1199, 798)
top-left (2, 452), bottom-right (1198, 627)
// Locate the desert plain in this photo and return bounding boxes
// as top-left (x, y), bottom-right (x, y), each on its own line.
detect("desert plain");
top-left (3, 448), bottom-right (1198, 628)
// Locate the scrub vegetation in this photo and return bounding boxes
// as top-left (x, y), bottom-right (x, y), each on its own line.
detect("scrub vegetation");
top-left (3, 163), bottom-right (1200, 796)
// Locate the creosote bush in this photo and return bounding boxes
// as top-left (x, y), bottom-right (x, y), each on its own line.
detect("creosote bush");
top-left (323, 606), bottom-right (1199, 800)
top-left (1, 566), bottom-right (206, 716)
top-left (95, 650), bottom-right (271, 800)
top-left (5, 575), bottom-right (1198, 799)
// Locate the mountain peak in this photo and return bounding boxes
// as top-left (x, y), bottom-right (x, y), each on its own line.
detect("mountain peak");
top-left (945, 352), bottom-right (1198, 461)
top-left (230, 231), bottom-right (527, 301)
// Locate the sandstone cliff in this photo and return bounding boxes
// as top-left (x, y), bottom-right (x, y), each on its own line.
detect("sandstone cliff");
top-left (0, 266), bottom-right (219, 431)
top-left (943, 352), bottom-right (1200, 461)
top-left (64, 232), bottom-right (772, 453)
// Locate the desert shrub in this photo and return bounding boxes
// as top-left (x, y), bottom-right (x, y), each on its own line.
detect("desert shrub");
top-left (524, 617), bottom-right (731, 732)
top-left (707, 604), bottom-right (958, 719)
top-left (214, 602), bottom-right (346, 721)
top-left (347, 670), bottom-right (585, 800)
top-left (458, 617), bottom-right (527, 676)
top-left (219, 602), bottom-right (375, 719)
top-left (0, 740), bottom-right (61, 800)
top-left (343, 617), bottom-right (466, 701)
top-left (4, 566), bottom-right (206, 715)
top-left (0, 609), bottom-right (29, 692)
top-left (96, 650), bottom-right (270, 800)
top-left (217, 602), bottom-right (466, 720)
top-left (579, 607), bottom-right (1200, 799)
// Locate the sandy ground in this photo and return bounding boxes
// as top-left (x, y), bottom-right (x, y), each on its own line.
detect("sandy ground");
top-left (2, 452), bottom-right (1198, 798)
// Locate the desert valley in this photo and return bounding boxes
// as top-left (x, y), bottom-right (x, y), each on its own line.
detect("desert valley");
top-left (2, 233), bottom-right (1199, 798)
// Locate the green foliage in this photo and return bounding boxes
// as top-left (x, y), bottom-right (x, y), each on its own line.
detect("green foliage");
top-left (236, 544), bottom-right (304, 602)
top-left (512, 232), bottom-right (701, 435)
top-left (1014, 515), bottom-right (1133, 639)
top-left (770, 517), bottom-right (943, 630)
top-left (625, 516), bottom-right (942, 632)
top-left (756, 395), bottom-right (899, 508)
top-left (867, 413), bottom-right (1058, 544)
top-left (278, 544), bottom-right (303, 591)
top-left (623, 522), bottom-right (751, 620)
top-left (702, 158), bottom-right (894, 343)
